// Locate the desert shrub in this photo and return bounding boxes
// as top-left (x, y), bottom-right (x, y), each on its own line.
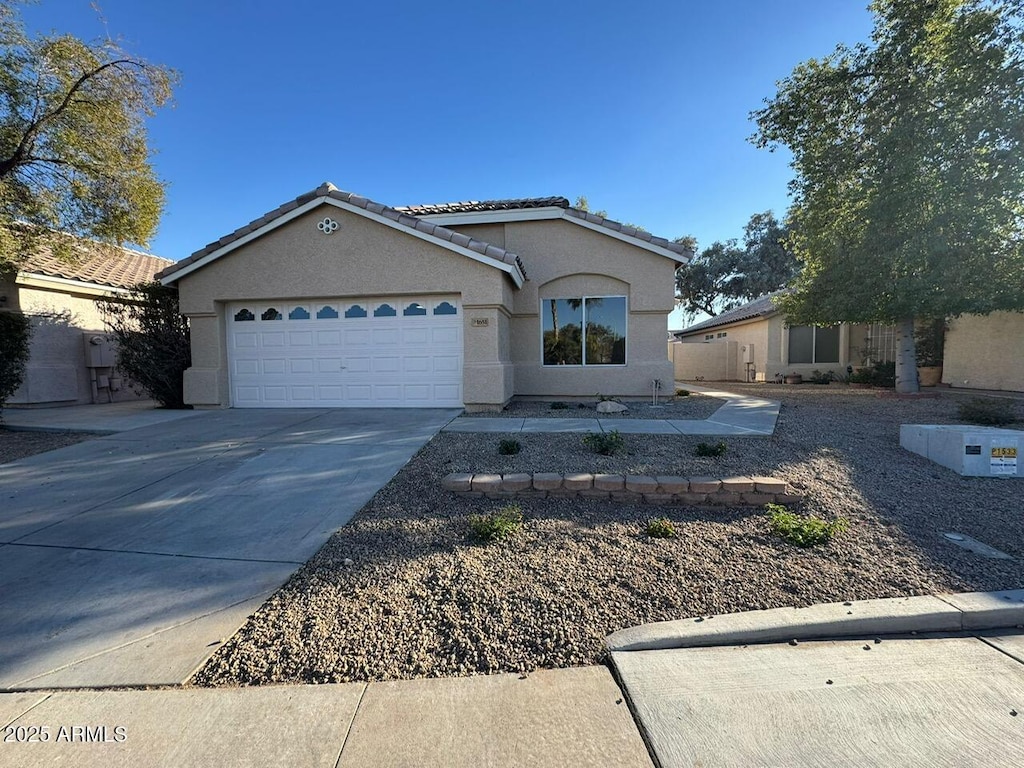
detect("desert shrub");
top-left (550, 401), bottom-right (569, 410)
top-left (809, 369), bottom-right (834, 384)
top-left (99, 282), bottom-right (191, 408)
top-left (675, 388), bottom-right (691, 397)
top-left (767, 503), bottom-right (848, 548)
top-left (957, 398), bottom-right (1019, 426)
top-left (848, 361), bottom-right (896, 388)
top-left (498, 438), bottom-right (521, 455)
top-left (583, 430), bottom-right (625, 455)
top-left (0, 311), bottom-right (32, 415)
top-left (694, 441), bottom-right (727, 457)
top-left (646, 517), bottom-right (677, 539)
top-left (468, 504), bottom-right (523, 542)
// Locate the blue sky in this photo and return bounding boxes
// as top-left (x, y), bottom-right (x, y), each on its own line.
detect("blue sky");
top-left (28, 1), bottom-right (875, 326)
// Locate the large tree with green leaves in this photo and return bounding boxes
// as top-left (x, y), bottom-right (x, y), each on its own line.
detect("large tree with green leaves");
top-left (753, 0), bottom-right (1024, 392)
top-left (674, 211), bottom-right (799, 320)
top-left (0, 1), bottom-right (175, 270)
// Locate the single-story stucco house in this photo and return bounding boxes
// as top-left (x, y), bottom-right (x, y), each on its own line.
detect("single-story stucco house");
top-left (670, 293), bottom-right (897, 383)
top-left (671, 294), bottom-right (1023, 393)
top-left (157, 183), bottom-right (692, 410)
top-left (1, 243), bottom-right (172, 406)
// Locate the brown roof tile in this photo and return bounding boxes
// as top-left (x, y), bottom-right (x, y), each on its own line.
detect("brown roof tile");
top-left (19, 239), bottom-right (172, 290)
top-left (157, 182), bottom-right (527, 282)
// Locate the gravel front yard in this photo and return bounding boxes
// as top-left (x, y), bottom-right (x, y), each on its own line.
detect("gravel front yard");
top-left (193, 386), bottom-right (1024, 687)
top-left (0, 428), bottom-right (92, 464)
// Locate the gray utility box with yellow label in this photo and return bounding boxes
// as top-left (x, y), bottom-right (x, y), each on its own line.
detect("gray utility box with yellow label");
top-left (900, 424), bottom-right (1022, 478)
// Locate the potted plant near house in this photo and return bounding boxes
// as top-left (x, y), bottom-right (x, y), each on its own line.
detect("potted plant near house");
top-left (914, 318), bottom-right (946, 387)
top-left (783, 372), bottom-right (803, 385)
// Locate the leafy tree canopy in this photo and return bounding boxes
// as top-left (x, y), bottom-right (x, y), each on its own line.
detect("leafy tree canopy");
top-left (752, 0), bottom-right (1024, 329)
top-left (0, 0), bottom-right (176, 271)
top-left (674, 211), bottom-right (799, 320)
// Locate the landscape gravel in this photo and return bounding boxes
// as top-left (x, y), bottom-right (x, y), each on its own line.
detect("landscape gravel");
top-left (0, 428), bottom-right (91, 464)
top-left (193, 385), bottom-right (1024, 687)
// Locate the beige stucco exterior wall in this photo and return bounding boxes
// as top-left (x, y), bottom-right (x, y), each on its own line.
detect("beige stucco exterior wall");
top-left (174, 204), bottom-right (515, 408)
top-left (943, 312), bottom-right (1024, 392)
top-left (447, 219), bottom-right (677, 398)
top-left (1, 279), bottom-right (146, 406)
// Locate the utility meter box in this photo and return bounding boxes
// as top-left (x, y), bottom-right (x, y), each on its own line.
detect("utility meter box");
top-left (83, 333), bottom-right (115, 368)
top-left (741, 344), bottom-right (754, 364)
top-left (900, 424), bottom-right (1022, 478)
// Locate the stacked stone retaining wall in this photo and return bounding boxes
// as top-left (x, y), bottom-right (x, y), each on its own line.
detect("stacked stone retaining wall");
top-left (442, 473), bottom-right (800, 507)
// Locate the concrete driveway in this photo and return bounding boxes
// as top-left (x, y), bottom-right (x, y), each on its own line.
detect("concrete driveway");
top-left (0, 408), bottom-right (458, 690)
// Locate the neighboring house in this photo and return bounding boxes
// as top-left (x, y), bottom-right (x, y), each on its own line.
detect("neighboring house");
top-left (1, 244), bottom-right (173, 406)
top-left (670, 293), bottom-right (897, 382)
top-left (156, 183), bottom-right (690, 411)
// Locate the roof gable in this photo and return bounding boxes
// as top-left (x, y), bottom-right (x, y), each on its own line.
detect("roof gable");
top-left (158, 183), bottom-right (527, 287)
top-left (399, 197), bottom-right (692, 263)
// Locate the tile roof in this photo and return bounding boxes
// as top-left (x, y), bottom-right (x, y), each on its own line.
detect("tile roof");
top-left (157, 183), bottom-right (527, 282)
top-left (396, 197), bottom-right (571, 215)
top-left (400, 197), bottom-right (692, 259)
top-left (674, 293), bottom-right (782, 336)
top-left (562, 206), bottom-right (691, 258)
top-left (19, 240), bottom-right (173, 290)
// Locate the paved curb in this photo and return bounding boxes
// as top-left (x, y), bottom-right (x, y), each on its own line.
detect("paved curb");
top-left (605, 590), bottom-right (1024, 652)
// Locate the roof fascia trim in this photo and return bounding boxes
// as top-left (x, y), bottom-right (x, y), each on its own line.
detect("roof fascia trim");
top-left (17, 272), bottom-right (132, 296)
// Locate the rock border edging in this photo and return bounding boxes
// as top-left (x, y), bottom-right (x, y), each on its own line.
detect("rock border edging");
top-left (442, 472), bottom-right (800, 507)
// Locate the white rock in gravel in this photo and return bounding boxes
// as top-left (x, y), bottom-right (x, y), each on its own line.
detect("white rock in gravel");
top-left (597, 400), bottom-right (628, 414)
top-left (343, 558), bottom-right (354, 567)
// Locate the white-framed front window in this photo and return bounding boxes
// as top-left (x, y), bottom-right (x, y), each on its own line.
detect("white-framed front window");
top-left (541, 295), bottom-right (627, 366)
top-left (788, 325), bottom-right (840, 364)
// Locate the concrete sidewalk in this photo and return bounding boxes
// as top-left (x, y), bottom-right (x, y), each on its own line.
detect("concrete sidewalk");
top-left (610, 590), bottom-right (1024, 768)
top-left (0, 666), bottom-right (653, 768)
top-left (444, 384), bottom-right (780, 436)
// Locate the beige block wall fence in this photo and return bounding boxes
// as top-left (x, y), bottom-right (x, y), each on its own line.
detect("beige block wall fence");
top-left (943, 312), bottom-right (1024, 392)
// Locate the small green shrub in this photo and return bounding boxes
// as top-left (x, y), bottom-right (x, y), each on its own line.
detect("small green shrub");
top-left (957, 397), bottom-right (1019, 426)
top-left (498, 438), bottom-right (521, 455)
top-left (646, 517), bottom-right (677, 539)
top-left (0, 311), bottom-right (32, 416)
top-left (809, 369), bottom-right (834, 385)
top-left (468, 504), bottom-right (524, 542)
top-left (675, 388), bottom-right (691, 397)
top-left (583, 429), bottom-right (625, 455)
top-left (694, 441), bottom-right (727, 457)
top-left (767, 503), bottom-right (848, 548)
top-left (550, 401), bottom-right (569, 410)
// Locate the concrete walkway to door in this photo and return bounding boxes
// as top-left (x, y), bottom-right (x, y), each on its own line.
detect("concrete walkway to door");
top-left (0, 407), bottom-right (459, 689)
top-left (443, 383), bottom-right (780, 436)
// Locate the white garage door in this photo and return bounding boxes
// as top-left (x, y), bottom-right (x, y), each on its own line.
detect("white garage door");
top-left (228, 296), bottom-right (463, 407)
